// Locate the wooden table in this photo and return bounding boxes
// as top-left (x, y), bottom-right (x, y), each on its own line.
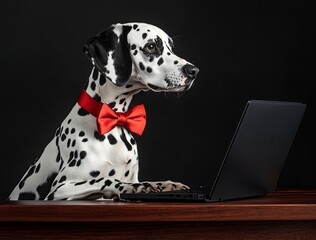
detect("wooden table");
top-left (0, 189), bottom-right (315, 239)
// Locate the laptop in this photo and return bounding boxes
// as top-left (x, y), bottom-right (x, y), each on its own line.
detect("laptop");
top-left (120, 100), bottom-right (306, 202)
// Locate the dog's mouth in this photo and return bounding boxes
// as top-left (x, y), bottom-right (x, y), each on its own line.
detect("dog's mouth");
top-left (147, 77), bottom-right (195, 92)
top-left (147, 83), bottom-right (186, 92)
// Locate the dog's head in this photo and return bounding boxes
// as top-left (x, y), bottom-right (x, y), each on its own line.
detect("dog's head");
top-left (83, 22), bottom-right (199, 92)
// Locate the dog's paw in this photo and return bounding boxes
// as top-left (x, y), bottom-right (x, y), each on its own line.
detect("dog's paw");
top-left (147, 180), bottom-right (190, 192)
top-left (129, 182), bottom-right (158, 193)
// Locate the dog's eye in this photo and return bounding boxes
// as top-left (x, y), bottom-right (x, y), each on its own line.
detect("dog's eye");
top-left (144, 43), bottom-right (157, 53)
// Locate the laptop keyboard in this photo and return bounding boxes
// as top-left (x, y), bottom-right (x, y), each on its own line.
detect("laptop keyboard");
top-left (170, 185), bottom-right (213, 194)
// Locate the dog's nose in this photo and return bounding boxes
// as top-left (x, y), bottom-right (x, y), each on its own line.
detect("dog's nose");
top-left (182, 64), bottom-right (199, 80)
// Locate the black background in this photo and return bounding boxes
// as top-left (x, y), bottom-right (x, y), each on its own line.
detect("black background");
top-left (1, 0), bottom-right (315, 200)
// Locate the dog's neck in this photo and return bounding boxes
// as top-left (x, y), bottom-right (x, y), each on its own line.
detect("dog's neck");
top-left (84, 68), bottom-right (147, 112)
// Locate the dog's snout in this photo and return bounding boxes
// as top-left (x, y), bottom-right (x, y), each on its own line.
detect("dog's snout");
top-left (182, 64), bottom-right (199, 80)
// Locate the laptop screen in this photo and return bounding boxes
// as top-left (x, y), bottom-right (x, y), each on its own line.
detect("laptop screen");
top-left (209, 100), bottom-right (306, 201)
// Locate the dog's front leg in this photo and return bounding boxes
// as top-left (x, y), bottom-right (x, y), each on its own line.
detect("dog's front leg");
top-left (44, 179), bottom-right (159, 200)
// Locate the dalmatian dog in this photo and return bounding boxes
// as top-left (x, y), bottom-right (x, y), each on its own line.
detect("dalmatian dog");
top-left (8, 22), bottom-right (199, 201)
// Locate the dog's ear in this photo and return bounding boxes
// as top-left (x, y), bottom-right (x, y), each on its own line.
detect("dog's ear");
top-left (83, 23), bottom-right (132, 86)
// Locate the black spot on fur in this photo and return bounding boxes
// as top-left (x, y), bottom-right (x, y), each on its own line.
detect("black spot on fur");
top-left (127, 159), bottom-right (132, 164)
top-left (130, 137), bottom-right (135, 145)
top-left (59, 161), bottom-right (64, 171)
top-left (90, 81), bottom-right (96, 91)
top-left (80, 151), bottom-right (87, 159)
top-left (157, 58), bottom-right (164, 66)
top-left (108, 134), bottom-right (117, 144)
top-left (90, 171), bottom-right (100, 178)
top-left (126, 84), bottom-right (133, 88)
top-left (110, 25), bottom-right (133, 86)
top-left (101, 179), bottom-right (112, 190)
top-left (104, 179), bottom-right (112, 186)
top-left (133, 50), bottom-right (138, 55)
top-left (133, 24), bottom-right (138, 30)
top-left (67, 119), bottom-right (72, 124)
top-left (67, 139), bottom-right (71, 148)
top-left (18, 192), bottom-right (36, 200)
top-left (89, 179), bottom-right (96, 185)
top-left (68, 151), bottom-right (74, 163)
top-left (46, 192), bottom-right (55, 200)
top-left (79, 131), bottom-right (85, 137)
top-left (149, 56), bottom-right (154, 62)
top-left (124, 170), bottom-right (129, 177)
top-left (36, 172), bottom-right (58, 200)
top-left (74, 181), bottom-right (87, 186)
top-left (59, 175), bottom-right (67, 183)
top-left (139, 62), bottom-right (145, 70)
top-left (71, 128), bottom-right (75, 134)
top-left (95, 178), bottom-right (103, 183)
top-left (99, 75), bottom-right (106, 85)
top-left (61, 134), bottom-right (66, 141)
top-left (69, 160), bottom-right (76, 167)
top-left (35, 163), bottom-right (41, 173)
top-left (53, 180), bottom-right (58, 187)
top-left (94, 131), bottom-right (106, 141)
top-left (92, 67), bottom-right (99, 80)
top-left (78, 108), bottom-right (89, 116)
top-left (164, 77), bottom-right (173, 87)
top-left (93, 94), bottom-right (101, 102)
top-left (120, 129), bottom-right (132, 151)
top-left (131, 44), bottom-right (136, 50)
top-left (56, 150), bottom-right (61, 162)
top-left (108, 102), bottom-right (116, 108)
top-left (174, 60), bottom-right (178, 65)
top-left (109, 169), bottom-right (115, 176)
top-left (19, 165), bottom-right (36, 189)
top-left (146, 67), bottom-right (152, 73)
top-left (82, 138), bottom-right (88, 142)
top-left (119, 98), bottom-right (126, 104)
top-left (72, 140), bottom-right (76, 147)
top-left (76, 160), bottom-right (81, 166)
top-left (167, 52), bottom-right (171, 55)
top-left (65, 128), bottom-right (69, 135)
top-left (142, 33), bottom-right (147, 39)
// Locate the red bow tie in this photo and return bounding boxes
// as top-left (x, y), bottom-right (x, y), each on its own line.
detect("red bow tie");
top-left (77, 89), bottom-right (146, 135)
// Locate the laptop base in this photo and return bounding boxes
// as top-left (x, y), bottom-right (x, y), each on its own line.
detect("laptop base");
top-left (120, 192), bottom-right (219, 202)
